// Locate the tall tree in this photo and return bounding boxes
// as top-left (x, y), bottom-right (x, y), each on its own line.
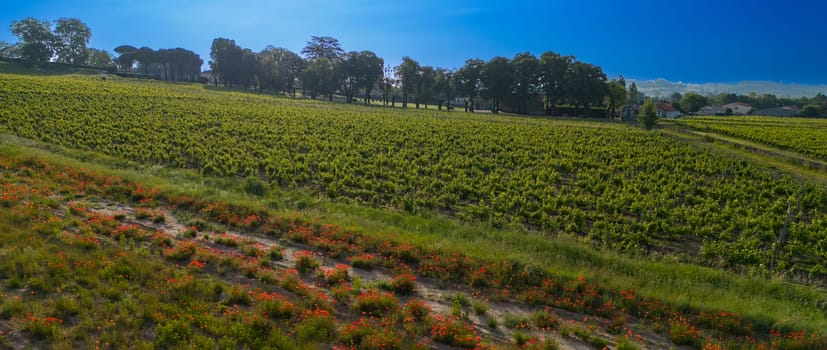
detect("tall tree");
top-left (434, 68), bottom-right (454, 110)
top-left (337, 51), bottom-right (383, 103)
top-left (417, 66), bottom-right (437, 108)
top-left (52, 18), bottom-right (91, 65)
top-left (301, 36), bottom-right (343, 60)
top-left (396, 56), bottom-right (421, 108)
top-left (355, 51), bottom-right (383, 104)
top-left (133, 47), bottom-right (155, 76)
top-left (455, 58), bottom-right (483, 112)
top-left (606, 79), bottom-right (627, 119)
top-left (302, 57), bottom-right (336, 100)
top-left (10, 18), bottom-right (54, 65)
top-left (480, 56), bottom-right (514, 113)
top-left (681, 92), bottom-right (707, 115)
top-left (210, 38), bottom-right (243, 87)
top-left (382, 64), bottom-right (396, 106)
top-left (86, 48), bottom-right (112, 68)
top-left (114, 45), bottom-right (137, 72)
top-left (338, 51), bottom-right (360, 102)
top-left (239, 49), bottom-right (258, 88)
top-left (566, 61), bottom-right (607, 115)
top-left (638, 99), bottom-right (658, 130)
top-left (258, 46), bottom-right (304, 94)
top-left (510, 52), bottom-right (539, 114)
top-left (538, 51), bottom-right (572, 115)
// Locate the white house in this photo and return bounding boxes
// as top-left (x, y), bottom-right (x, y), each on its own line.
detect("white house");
top-left (656, 103), bottom-right (682, 118)
top-left (722, 102), bottom-right (752, 115)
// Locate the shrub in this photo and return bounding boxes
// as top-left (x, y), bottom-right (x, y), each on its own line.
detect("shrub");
top-left (616, 336), bottom-right (640, 350)
top-left (226, 286), bottom-right (252, 306)
top-left (295, 251), bottom-right (320, 274)
top-left (430, 314), bottom-right (480, 348)
top-left (297, 309), bottom-right (336, 344)
top-left (471, 299), bottom-right (488, 315)
top-left (351, 253), bottom-right (380, 270)
top-left (388, 273), bottom-right (416, 295)
top-left (267, 246), bottom-right (283, 260)
top-left (504, 313), bottom-right (531, 330)
top-left (669, 314), bottom-right (701, 347)
top-left (531, 309), bottom-right (558, 329)
top-left (163, 241), bottom-right (197, 260)
top-left (244, 176), bottom-right (268, 197)
top-left (638, 99), bottom-right (657, 130)
top-left (353, 290), bottom-right (399, 317)
top-left (155, 320), bottom-right (192, 346)
top-left (324, 264), bottom-right (350, 286)
top-left (257, 293), bottom-right (295, 320)
top-left (403, 299), bottom-right (431, 323)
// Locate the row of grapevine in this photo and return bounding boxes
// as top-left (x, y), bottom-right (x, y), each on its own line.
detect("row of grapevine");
top-left (676, 116), bottom-right (827, 160)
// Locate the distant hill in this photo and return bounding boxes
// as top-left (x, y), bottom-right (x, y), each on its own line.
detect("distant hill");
top-left (629, 78), bottom-right (827, 98)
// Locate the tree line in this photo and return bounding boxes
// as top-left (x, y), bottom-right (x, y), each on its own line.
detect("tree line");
top-left (113, 46), bottom-right (203, 82)
top-left (4, 17), bottom-right (824, 117)
top-left (661, 91), bottom-right (827, 117)
top-left (1, 17), bottom-right (203, 82)
top-left (204, 35), bottom-right (624, 116)
top-left (1, 17), bottom-right (112, 68)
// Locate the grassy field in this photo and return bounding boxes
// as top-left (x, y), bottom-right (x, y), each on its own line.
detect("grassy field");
top-left (675, 116), bottom-right (827, 161)
top-left (0, 69), bottom-right (826, 348)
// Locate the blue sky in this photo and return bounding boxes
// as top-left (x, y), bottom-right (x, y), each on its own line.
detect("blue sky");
top-left (2, 0), bottom-right (826, 84)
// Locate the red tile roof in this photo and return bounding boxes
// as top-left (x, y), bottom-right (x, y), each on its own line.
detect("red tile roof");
top-left (656, 103), bottom-right (677, 112)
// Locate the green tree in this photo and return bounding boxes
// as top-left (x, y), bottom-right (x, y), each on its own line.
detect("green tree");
top-left (381, 64), bottom-right (396, 106)
top-left (538, 51), bottom-right (572, 115)
top-left (209, 38), bottom-right (243, 87)
top-left (134, 46), bottom-right (155, 76)
top-left (417, 66), bottom-right (437, 108)
top-left (114, 45), bottom-right (137, 72)
top-left (638, 99), bottom-right (658, 130)
top-left (337, 50), bottom-right (383, 103)
top-left (10, 17), bottom-right (54, 65)
top-left (434, 68), bottom-right (454, 110)
top-left (258, 46), bottom-right (305, 95)
top-left (301, 36), bottom-right (343, 60)
top-left (800, 104), bottom-right (822, 117)
top-left (606, 79), bottom-right (627, 119)
top-left (455, 58), bottom-right (484, 112)
top-left (510, 52), bottom-right (539, 114)
top-left (302, 57), bottom-right (337, 100)
top-left (566, 61), bottom-right (607, 115)
top-left (52, 18), bottom-right (91, 65)
top-left (480, 56), bottom-right (514, 113)
top-left (396, 56), bottom-right (421, 108)
top-left (680, 92), bottom-right (707, 115)
top-left (85, 48), bottom-right (112, 68)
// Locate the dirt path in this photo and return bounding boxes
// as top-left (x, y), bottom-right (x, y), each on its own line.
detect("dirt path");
top-left (78, 200), bottom-right (679, 349)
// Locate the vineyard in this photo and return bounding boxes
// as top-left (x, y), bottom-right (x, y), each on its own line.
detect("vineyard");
top-left (675, 116), bottom-right (827, 161)
top-left (0, 142), bottom-right (824, 349)
top-left (2, 74), bottom-right (827, 279)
